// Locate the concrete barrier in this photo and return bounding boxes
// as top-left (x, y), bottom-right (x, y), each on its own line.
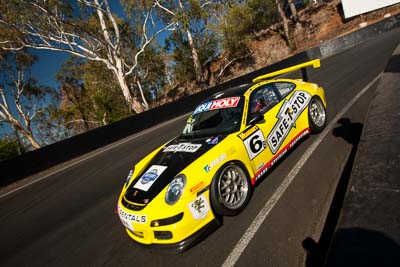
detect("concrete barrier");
top-left (308, 13), bottom-right (400, 59)
top-left (325, 44), bottom-right (400, 267)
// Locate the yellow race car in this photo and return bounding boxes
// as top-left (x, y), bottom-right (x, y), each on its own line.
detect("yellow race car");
top-left (117, 59), bottom-right (327, 251)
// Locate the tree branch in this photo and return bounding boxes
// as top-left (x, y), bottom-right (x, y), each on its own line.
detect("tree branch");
top-left (154, 1), bottom-right (176, 16)
top-left (103, 0), bottom-right (120, 49)
top-left (125, 21), bottom-right (176, 76)
top-left (217, 54), bottom-right (250, 80)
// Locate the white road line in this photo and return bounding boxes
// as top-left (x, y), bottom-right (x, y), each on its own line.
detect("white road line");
top-left (222, 74), bottom-right (382, 267)
top-left (0, 113), bottom-right (190, 199)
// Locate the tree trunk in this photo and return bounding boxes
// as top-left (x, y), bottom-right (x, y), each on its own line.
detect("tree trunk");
top-left (12, 121), bottom-right (41, 149)
top-left (275, 0), bottom-right (291, 45)
top-left (23, 131), bottom-right (41, 149)
top-left (136, 80), bottom-right (149, 110)
top-left (113, 70), bottom-right (145, 113)
top-left (186, 29), bottom-right (204, 83)
top-left (288, 0), bottom-right (299, 24)
top-left (288, 0), bottom-right (302, 34)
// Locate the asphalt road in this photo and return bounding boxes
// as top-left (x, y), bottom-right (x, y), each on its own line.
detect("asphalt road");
top-left (1, 28), bottom-right (399, 267)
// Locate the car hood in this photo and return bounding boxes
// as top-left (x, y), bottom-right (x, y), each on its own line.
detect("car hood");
top-left (123, 134), bottom-right (226, 206)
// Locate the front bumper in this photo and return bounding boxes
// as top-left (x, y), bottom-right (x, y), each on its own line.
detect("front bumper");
top-left (119, 190), bottom-right (218, 251)
top-left (126, 218), bottom-right (220, 253)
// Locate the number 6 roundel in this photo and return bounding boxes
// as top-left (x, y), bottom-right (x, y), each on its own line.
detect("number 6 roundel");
top-left (243, 128), bottom-right (266, 160)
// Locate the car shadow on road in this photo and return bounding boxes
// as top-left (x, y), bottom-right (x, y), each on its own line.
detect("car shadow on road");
top-left (301, 117), bottom-right (364, 266)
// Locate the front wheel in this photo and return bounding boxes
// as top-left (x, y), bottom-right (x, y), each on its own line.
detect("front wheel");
top-left (308, 97), bottom-right (326, 133)
top-left (210, 162), bottom-right (252, 216)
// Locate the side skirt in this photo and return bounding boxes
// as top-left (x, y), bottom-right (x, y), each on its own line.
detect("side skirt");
top-left (251, 128), bottom-right (310, 185)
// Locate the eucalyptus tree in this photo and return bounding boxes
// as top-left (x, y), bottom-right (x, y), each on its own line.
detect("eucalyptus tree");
top-left (56, 55), bottom-right (133, 135)
top-left (0, 0), bottom-right (176, 113)
top-left (0, 51), bottom-right (56, 149)
top-left (154, 0), bottom-right (220, 84)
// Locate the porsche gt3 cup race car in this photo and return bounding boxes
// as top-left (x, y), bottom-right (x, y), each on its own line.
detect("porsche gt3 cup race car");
top-left (117, 59), bottom-right (327, 251)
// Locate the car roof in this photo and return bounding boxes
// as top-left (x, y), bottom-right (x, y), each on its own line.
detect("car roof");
top-left (205, 83), bottom-right (253, 102)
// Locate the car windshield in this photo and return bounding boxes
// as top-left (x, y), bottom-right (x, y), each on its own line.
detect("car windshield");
top-left (181, 96), bottom-right (244, 138)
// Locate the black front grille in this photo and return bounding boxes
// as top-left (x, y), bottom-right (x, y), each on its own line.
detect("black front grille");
top-left (154, 231), bottom-right (173, 240)
top-left (122, 197), bottom-right (146, 211)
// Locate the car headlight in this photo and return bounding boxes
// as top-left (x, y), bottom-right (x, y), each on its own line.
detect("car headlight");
top-left (165, 174), bottom-right (186, 205)
top-left (125, 168), bottom-right (134, 185)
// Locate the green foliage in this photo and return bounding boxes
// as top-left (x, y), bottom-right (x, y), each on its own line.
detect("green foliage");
top-left (56, 56), bottom-right (131, 135)
top-left (136, 43), bottom-right (167, 98)
top-left (222, 4), bottom-right (253, 58)
top-left (166, 28), bottom-right (218, 83)
top-left (248, 0), bottom-right (278, 31)
top-left (166, 31), bottom-right (195, 82)
top-left (222, 0), bottom-right (278, 58)
top-left (163, 1), bottom-right (219, 83)
top-left (0, 137), bottom-right (25, 161)
top-left (83, 61), bottom-right (131, 124)
top-left (0, 0), bottom-right (74, 47)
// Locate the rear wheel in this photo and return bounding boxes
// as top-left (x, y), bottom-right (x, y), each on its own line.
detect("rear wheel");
top-left (308, 97), bottom-right (326, 133)
top-left (210, 162), bottom-right (252, 216)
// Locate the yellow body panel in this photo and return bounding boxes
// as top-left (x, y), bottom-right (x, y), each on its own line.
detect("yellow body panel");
top-left (117, 62), bottom-right (327, 248)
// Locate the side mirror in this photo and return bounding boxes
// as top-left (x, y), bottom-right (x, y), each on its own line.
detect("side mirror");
top-left (247, 112), bottom-right (264, 125)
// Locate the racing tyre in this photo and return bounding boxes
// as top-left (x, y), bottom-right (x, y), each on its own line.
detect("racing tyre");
top-left (308, 97), bottom-right (326, 133)
top-left (210, 162), bottom-right (252, 216)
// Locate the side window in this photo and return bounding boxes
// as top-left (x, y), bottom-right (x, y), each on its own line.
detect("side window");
top-left (248, 84), bottom-right (279, 117)
top-left (275, 82), bottom-right (296, 98)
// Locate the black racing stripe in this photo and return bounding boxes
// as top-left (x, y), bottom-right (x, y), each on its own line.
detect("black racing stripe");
top-left (124, 135), bottom-right (226, 205)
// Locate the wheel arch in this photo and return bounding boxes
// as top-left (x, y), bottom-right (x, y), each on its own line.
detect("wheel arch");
top-left (209, 159), bottom-right (254, 216)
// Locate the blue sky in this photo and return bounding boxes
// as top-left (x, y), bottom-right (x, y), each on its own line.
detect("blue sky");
top-left (29, 49), bottom-right (69, 89)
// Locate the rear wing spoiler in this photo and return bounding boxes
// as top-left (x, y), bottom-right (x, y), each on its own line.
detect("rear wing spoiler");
top-left (252, 59), bottom-right (320, 83)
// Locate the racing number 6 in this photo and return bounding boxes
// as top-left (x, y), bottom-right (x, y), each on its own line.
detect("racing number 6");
top-left (244, 129), bottom-right (265, 160)
top-left (250, 134), bottom-right (263, 154)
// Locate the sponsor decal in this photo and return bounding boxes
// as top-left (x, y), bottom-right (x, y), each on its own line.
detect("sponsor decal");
top-left (241, 127), bottom-right (266, 160)
top-left (206, 136), bottom-right (219, 145)
top-left (253, 128), bottom-right (310, 183)
top-left (238, 125), bottom-right (259, 140)
top-left (204, 153), bottom-right (227, 173)
top-left (267, 91), bottom-right (311, 154)
top-left (133, 165), bottom-right (167, 191)
top-left (188, 194), bottom-right (210, 220)
top-left (289, 128), bottom-right (310, 149)
top-left (193, 97), bottom-right (240, 115)
top-left (242, 98), bottom-right (249, 125)
top-left (190, 181), bottom-right (205, 194)
top-left (163, 143), bottom-right (202, 153)
top-left (118, 205), bottom-right (147, 231)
